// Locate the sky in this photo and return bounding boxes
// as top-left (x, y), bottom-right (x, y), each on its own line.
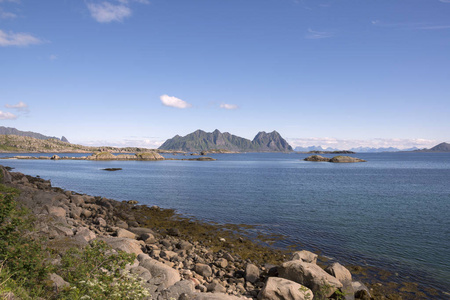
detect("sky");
top-left (0, 0), bottom-right (449, 149)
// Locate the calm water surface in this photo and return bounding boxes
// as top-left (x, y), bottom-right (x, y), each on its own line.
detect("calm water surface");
top-left (1, 152), bottom-right (449, 293)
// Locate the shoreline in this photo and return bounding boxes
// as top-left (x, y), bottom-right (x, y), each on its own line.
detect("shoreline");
top-left (0, 164), bottom-right (446, 299)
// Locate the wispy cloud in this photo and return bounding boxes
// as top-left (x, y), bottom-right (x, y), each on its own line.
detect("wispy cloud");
top-left (160, 94), bottom-right (192, 109)
top-left (0, 29), bottom-right (42, 47)
top-left (5, 101), bottom-right (28, 111)
top-left (287, 137), bottom-right (440, 150)
top-left (86, 0), bottom-right (148, 23)
top-left (79, 137), bottom-right (164, 148)
top-left (220, 103), bottom-right (239, 110)
top-left (49, 54), bottom-right (57, 60)
top-left (0, 8), bottom-right (16, 19)
top-left (439, 0), bottom-right (450, 3)
top-left (305, 28), bottom-right (333, 39)
top-left (372, 20), bottom-right (450, 30)
top-left (0, 110), bottom-right (17, 120)
top-left (87, 2), bottom-right (131, 23)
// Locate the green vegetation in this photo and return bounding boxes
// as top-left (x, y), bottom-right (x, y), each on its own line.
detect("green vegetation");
top-left (0, 184), bottom-right (147, 300)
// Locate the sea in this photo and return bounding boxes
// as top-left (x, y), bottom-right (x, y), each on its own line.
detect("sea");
top-left (0, 152), bottom-right (449, 295)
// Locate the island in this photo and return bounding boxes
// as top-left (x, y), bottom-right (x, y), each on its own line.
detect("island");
top-left (304, 155), bottom-right (366, 163)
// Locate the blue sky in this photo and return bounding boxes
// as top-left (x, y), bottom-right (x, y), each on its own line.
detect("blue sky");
top-left (1, 0), bottom-right (449, 149)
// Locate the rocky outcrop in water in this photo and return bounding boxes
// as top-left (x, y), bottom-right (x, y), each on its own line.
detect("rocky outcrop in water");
top-left (304, 155), bottom-right (366, 163)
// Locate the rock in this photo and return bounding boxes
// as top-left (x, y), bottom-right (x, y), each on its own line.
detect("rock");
top-left (304, 155), bottom-right (330, 162)
top-left (278, 260), bottom-right (343, 297)
top-left (141, 233), bottom-right (156, 244)
top-left (127, 200), bottom-right (138, 204)
top-left (139, 255), bottom-right (181, 288)
top-left (51, 155), bottom-right (60, 160)
top-left (81, 209), bottom-right (92, 218)
top-left (0, 167), bottom-right (12, 183)
top-left (52, 225), bottom-right (74, 237)
top-left (167, 227), bottom-right (181, 236)
top-left (136, 152), bottom-right (165, 161)
top-left (115, 219), bottom-right (129, 229)
top-left (291, 250), bottom-right (318, 264)
top-left (97, 237), bottom-right (143, 255)
top-left (215, 258), bottom-right (228, 268)
top-left (130, 266), bottom-right (152, 282)
top-left (49, 273), bottom-right (70, 291)
top-left (195, 263), bottom-right (213, 278)
top-left (116, 228), bottom-right (137, 239)
top-left (245, 264), bottom-right (260, 284)
top-left (193, 293), bottom-right (251, 300)
top-left (95, 217), bottom-right (107, 227)
top-left (70, 195), bottom-right (85, 206)
top-left (207, 282), bottom-right (227, 293)
top-left (329, 156), bottom-right (366, 163)
top-left (158, 280), bottom-right (196, 300)
top-left (257, 277), bottom-right (313, 300)
top-left (325, 262), bottom-right (352, 284)
top-left (46, 206), bottom-right (67, 218)
top-left (352, 281), bottom-right (371, 298)
top-left (177, 241), bottom-right (194, 250)
top-left (75, 227), bottom-right (96, 242)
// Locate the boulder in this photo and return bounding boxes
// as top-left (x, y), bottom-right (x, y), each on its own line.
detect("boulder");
top-left (158, 280), bottom-right (196, 300)
top-left (49, 273), bottom-right (70, 291)
top-left (116, 228), bottom-right (137, 239)
top-left (325, 262), bottom-right (352, 284)
top-left (130, 265), bottom-right (152, 282)
top-left (195, 263), bottom-right (213, 278)
top-left (352, 281), bottom-right (371, 298)
top-left (46, 206), bottom-right (67, 218)
top-left (215, 258), bottom-right (228, 268)
top-left (291, 250), bottom-right (318, 264)
top-left (258, 277), bottom-right (313, 300)
top-left (139, 255), bottom-right (181, 288)
top-left (75, 227), bottom-right (96, 242)
top-left (245, 264), bottom-right (260, 283)
top-left (97, 237), bottom-right (143, 255)
top-left (278, 260), bottom-right (343, 297)
top-left (193, 293), bottom-right (251, 300)
top-left (206, 282), bottom-right (227, 293)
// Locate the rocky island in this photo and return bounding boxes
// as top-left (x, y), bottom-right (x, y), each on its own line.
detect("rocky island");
top-left (304, 155), bottom-right (367, 163)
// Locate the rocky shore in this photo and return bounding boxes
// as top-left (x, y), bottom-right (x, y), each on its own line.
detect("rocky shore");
top-left (304, 155), bottom-right (366, 163)
top-left (0, 165), bottom-right (439, 299)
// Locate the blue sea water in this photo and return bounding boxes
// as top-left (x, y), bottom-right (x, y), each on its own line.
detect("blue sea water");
top-left (1, 152), bottom-right (449, 293)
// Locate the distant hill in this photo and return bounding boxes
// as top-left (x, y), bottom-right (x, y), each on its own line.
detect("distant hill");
top-left (414, 142), bottom-right (450, 153)
top-left (159, 129), bottom-right (293, 152)
top-left (0, 126), bottom-right (69, 143)
top-left (295, 145), bottom-right (420, 153)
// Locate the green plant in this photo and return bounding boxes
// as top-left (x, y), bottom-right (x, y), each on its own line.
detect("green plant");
top-left (58, 240), bottom-right (150, 300)
top-left (0, 188), bottom-right (52, 298)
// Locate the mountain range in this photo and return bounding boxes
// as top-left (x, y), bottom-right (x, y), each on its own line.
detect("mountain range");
top-left (413, 142), bottom-right (450, 153)
top-left (159, 129), bottom-right (293, 152)
top-left (0, 126), bottom-right (69, 143)
top-left (294, 145), bottom-right (420, 153)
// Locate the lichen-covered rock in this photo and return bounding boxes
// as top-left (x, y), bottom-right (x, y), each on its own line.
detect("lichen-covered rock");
top-left (97, 237), bottom-right (143, 255)
top-left (304, 155), bottom-right (330, 162)
top-left (138, 254), bottom-right (181, 288)
top-left (258, 277), bottom-right (313, 300)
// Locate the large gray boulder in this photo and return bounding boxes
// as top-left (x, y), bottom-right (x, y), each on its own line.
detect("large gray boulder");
top-left (195, 263), bottom-right (213, 278)
top-left (157, 280), bottom-right (196, 300)
top-left (258, 277), bottom-right (313, 300)
top-left (279, 260), bottom-right (343, 297)
top-left (138, 254), bottom-right (181, 288)
top-left (291, 250), bottom-right (318, 264)
top-left (245, 263), bottom-right (260, 283)
top-left (97, 237), bottom-right (143, 255)
top-left (325, 262), bottom-right (352, 284)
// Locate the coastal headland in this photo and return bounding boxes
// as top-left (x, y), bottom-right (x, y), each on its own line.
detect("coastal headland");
top-left (0, 165), bottom-right (441, 299)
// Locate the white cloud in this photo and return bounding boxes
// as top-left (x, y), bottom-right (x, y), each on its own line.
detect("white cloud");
top-left (5, 101), bottom-right (28, 111)
top-left (372, 20), bottom-right (450, 30)
top-left (77, 138), bottom-right (164, 148)
top-left (0, 110), bottom-right (17, 120)
top-left (305, 28), bottom-right (332, 39)
top-left (0, 8), bottom-right (16, 19)
top-left (439, 0), bottom-right (450, 3)
top-left (287, 137), bottom-right (440, 150)
top-left (160, 94), bottom-right (192, 109)
top-left (87, 2), bottom-right (132, 23)
top-left (0, 29), bottom-right (42, 47)
top-left (49, 54), bottom-right (57, 60)
top-left (220, 103), bottom-right (238, 110)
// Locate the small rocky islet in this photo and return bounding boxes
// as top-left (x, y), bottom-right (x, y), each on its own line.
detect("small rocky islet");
top-left (304, 155), bottom-right (367, 163)
top-left (1, 165), bottom-right (439, 300)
